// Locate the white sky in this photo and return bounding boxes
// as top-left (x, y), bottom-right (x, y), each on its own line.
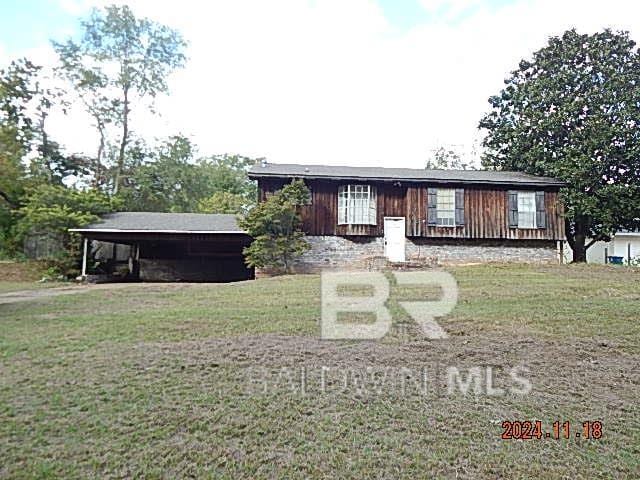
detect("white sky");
top-left (8, 0), bottom-right (640, 168)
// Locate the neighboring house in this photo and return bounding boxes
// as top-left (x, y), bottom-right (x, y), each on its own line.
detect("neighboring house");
top-left (248, 162), bottom-right (566, 270)
top-left (70, 212), bottom-right (254, 282)
top-left (563, 230), bottom-right (640, 265)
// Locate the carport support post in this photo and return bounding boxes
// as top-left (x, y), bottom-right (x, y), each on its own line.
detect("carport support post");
top-left (133, 243), bottom-right (140, 280)
top-left (81, 237), bottom-right (88, 277)
top-left (557, 241), bottom-right (564, 264)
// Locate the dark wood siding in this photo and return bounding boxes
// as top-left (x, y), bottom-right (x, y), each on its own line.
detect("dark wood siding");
top-left (257, 178), bottom-right (565, 240)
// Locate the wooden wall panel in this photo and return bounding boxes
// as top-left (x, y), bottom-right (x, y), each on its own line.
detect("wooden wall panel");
top-left (257, 178), bottom-right (286, 201)
top-left (304, 181), bottom-right (338, 235)
top-left (383, 185), bottom-right (407, 217)
top-left (406, 186), bottom-right (422, 236)
top-left (257, 178), bottom-right (565, 240)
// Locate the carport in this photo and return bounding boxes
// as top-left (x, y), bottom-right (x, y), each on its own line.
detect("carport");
top-left (70, 212), bottom-right (254, 282)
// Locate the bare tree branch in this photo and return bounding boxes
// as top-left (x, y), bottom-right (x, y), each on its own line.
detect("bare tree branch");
top-left (0, 189), bottom-right (18, 209)
top-left (586, 238), bottom-right (599, 249)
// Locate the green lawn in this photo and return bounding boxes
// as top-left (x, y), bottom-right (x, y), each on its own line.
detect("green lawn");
top-left (0, 264), bottom-right (638, 478)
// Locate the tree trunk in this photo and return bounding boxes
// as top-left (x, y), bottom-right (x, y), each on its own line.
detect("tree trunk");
top-left (571, 233), bottom-right (588, 262)
top-left (114, 86), bottom-right (129, 195)
top-left (39, 110), bottom-right (53, 182)
top-left (95, 125), bottom-right (105, 189)
top-left (567, 216), bottom-right (588, 263)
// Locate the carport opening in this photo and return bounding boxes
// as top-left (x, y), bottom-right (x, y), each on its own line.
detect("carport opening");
top-left (71, 213), bottom-right (255, 283)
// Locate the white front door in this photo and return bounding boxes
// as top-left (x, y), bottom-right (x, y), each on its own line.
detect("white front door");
top-left (384, 217), bottom-right (406, 262)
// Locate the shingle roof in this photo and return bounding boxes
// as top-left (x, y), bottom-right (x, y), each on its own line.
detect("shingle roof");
top-left (248, 162), bottom-right (565, 187)
top-left (70, 212), bottom-right (245, 233)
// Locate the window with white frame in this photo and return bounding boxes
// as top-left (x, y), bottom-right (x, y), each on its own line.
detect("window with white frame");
top-left (338, 185), bottom-right (377, 225)
top-left (517, 191), bottom-right (536, 228)
top-left (436, 188), bottom-right (456, 226)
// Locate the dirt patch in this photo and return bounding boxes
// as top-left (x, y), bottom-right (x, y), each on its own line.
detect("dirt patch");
top-left (3, 331), bottom-right (638, 478)
top-left (0, 261), bottom-right (46, 282)
top-left (0, 286), bottom-right (90, 304)
top-left (0, 282), bottom-right (203, 304)
top-left (9, 332), bottom-right (636, 406)
top-left (138, 334), bottom-right (638, 399)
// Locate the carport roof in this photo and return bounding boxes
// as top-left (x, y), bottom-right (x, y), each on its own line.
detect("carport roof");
top-left (70, 212), bottom-right (246, 234)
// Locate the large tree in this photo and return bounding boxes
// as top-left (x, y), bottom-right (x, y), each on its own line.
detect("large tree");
top-left (53, 4), bottom-right (187, 193)
top-left (1, 59), bottom-right (87, 189)
top-left (53, 43), bottom-right (117, 188)
top-left (197, 154), bottom-right (258, 206)
top-left (117, 138), bottom-right (257, 213)
top-left (480, 29), bottom-right (640, 261)
top-left (1, 59), bottom-right (88, 214)
top-left (0, 60), bottom-right (32, 210)
top-left (117, 135), bottom-right (204, 212)
top-left (0, 58), bottom-right (96, 255)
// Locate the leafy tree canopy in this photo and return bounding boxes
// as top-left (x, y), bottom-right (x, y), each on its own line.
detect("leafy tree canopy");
top-left (116, 135), bottom-right (202, 212)
top-left (480, 29), bottom-right (640, 261)
top-left (197, 154), bottom-right (258, 200)
top-left (116, 137), bottom-right (257, 213)
top-left (0, 122), bottom-right (26, 209)
top-left (14, 185), bottom-right (120, 275)
top-left (197, 191), bottom-right (248, 215)
top-left (0, 59), bottom-right (40, 148)
top-left (0, 58), bottom-right (87, 190)
top-left (425, 146), bottom-right (477, 170)
top-left (0, 57), bottom-right (88, 255)
top-left (16, 185), bottom-right (117, 238)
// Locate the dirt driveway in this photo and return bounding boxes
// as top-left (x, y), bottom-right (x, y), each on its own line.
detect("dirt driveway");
top-left (0, 282), bottom-right (211, 305)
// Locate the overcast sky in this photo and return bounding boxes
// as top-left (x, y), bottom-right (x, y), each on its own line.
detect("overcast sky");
top-left (2, 0), bottom-right (640, 169)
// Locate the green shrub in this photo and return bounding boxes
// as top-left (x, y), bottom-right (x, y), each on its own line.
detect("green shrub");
top-left (15, 185), bottom-right (120, 277)
top-left (239, 180), bottom-right (310, 274)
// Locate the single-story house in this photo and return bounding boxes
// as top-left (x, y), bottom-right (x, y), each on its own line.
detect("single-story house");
top-left (70, 212), bottom-right (254, 282)
top-left (248, 162), bottom-right (567, 270)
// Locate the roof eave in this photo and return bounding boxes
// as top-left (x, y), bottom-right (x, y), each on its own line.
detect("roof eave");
top-left (69, 228), bottom-right (248, 234)
top-left (248, 172), bottom-right (565, 187)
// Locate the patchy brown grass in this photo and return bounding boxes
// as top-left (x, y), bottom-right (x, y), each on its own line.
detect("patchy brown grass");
top-left (0, 264), bottom-right (639, 478)
top-left (0, 261), bottom-right (65, 293)
top-left (0, 260), bottom-right (48, 281)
